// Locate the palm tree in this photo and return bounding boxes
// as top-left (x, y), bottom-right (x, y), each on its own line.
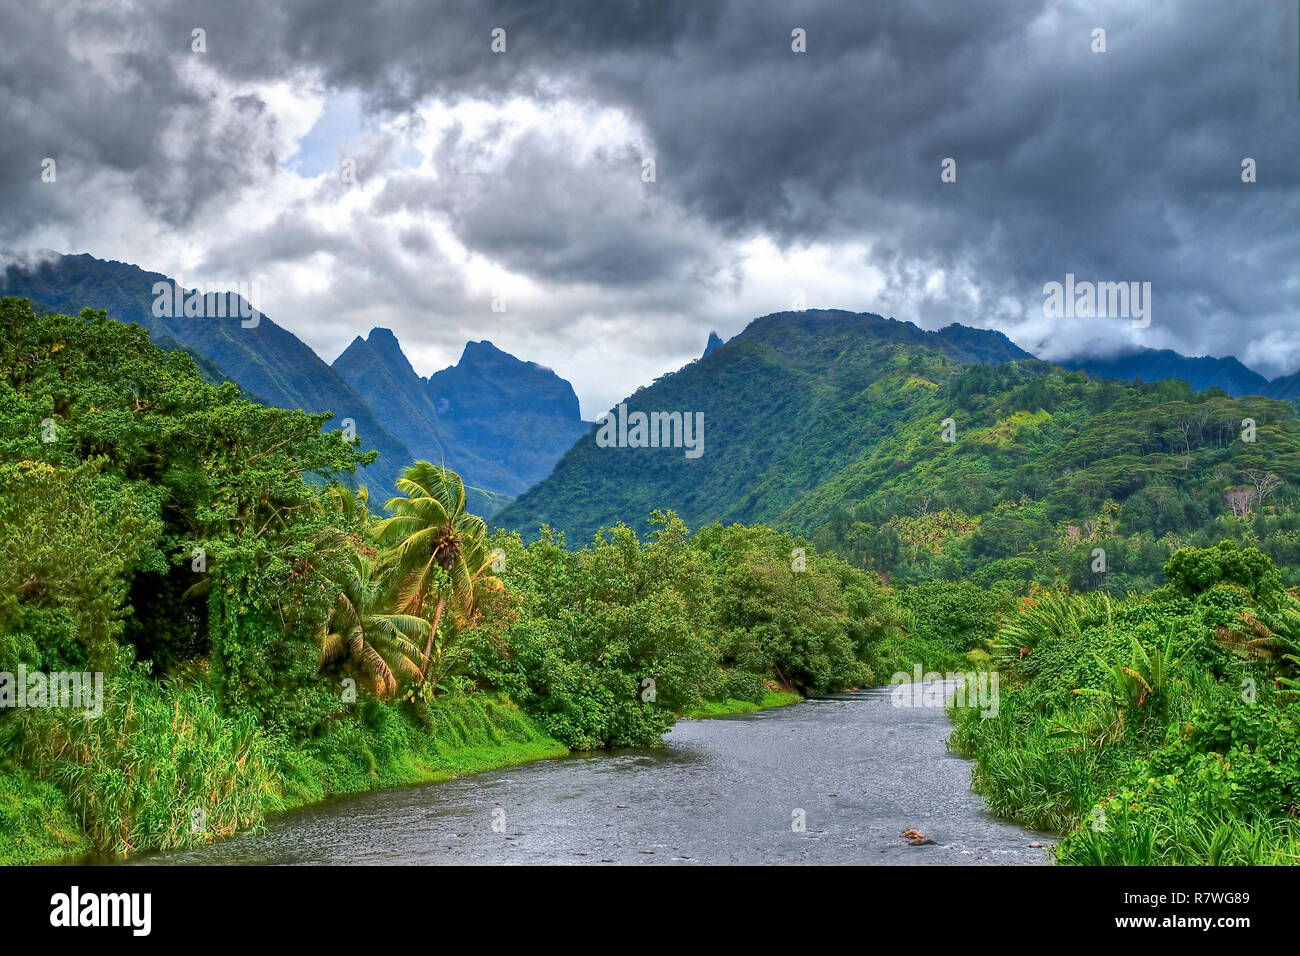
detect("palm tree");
top-left (372, 462), bottom-right (493, 683)
top-left (310, 483), bottom-right (372, 567)
top-left (323, 483), bottom-right (370, 525)
top-left (317, 552), bottom-right (429, 698)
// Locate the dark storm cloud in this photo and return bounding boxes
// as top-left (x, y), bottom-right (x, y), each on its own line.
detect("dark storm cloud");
top-left (371, 126), bottom-right (720, 288)
top-left (2, 0), bottom-right (1297, 373)
top-left (0, 1), bottom-right (288, 234)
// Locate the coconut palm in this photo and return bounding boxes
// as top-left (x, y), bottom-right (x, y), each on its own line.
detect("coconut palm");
top-left (317, 552), bottom-right (429, 698)
top-left (309, 483), bottom-right (372, 568)
top-left (372, 462), bottom-right (494, 683)
top-left (322, 483), bottom-right (370, 524)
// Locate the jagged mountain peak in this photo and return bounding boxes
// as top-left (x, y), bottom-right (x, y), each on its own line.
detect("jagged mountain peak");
top-left (333, 327), bottom-right (589, 494)
top-left (454, 339), bottom-right (560, 377)
top-left (432, 340), bottom-right (581, 423)
top-left (341, 327), bottom-right (425, 382)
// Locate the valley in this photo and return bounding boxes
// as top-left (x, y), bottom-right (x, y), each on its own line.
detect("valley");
top-left (2, 270), bottom-right (1299, 870)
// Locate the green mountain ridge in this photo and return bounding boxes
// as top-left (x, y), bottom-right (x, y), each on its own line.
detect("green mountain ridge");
top-left (497, 309), bottom-right (1300, 590)
top-left (1, 253), bottom-right (427, 505)
top-left (498, 309), bottom-right (1033, 539)
top-left (1, 254), bottom-right (591, 515)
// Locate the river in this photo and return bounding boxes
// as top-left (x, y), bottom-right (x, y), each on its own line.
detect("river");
top-left (131, 681), bottom-right (1053, 865)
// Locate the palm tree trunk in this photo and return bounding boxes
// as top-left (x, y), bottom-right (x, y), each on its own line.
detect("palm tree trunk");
top-left (421, 595), bottom-right (445, 682)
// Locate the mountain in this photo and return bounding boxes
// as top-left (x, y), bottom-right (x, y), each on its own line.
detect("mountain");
top-left (495, 307), bottom-right (1300, 593)
top-left (701, 331), bottom-right (724, 359)
top-left (333, 334), bottom-right (590, 497)
top-left (424, 341), bottom-right (592, 492)
top-left (2, 253), bottom-right (591, 512)
top-left (495, 309), bottom-right (1040, 542)
top-left (333, 328), bottom-right (449, 464)
top-left (932, 323), bottom-right (1034, 364)
top-left (11, 253), bottom-right (1297, 538)
top-left (0, 252), bottom-right (429, 502)
top-left (1262, 372), bottom-right (1300, 402)
top-left (1059, 348), bottom-right (1270, 397)
top-left (331, 329), bottom-right (519, 502)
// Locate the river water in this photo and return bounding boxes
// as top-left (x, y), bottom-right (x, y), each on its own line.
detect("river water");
top-left (133, 682), bottom-right (1053, 865)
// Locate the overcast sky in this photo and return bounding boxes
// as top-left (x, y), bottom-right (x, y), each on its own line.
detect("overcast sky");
top-left (2, 0), bottom-right (1297, 417)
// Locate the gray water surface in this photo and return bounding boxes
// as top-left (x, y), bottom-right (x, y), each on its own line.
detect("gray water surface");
top-left (135, 682), bottom-right (1053, 865)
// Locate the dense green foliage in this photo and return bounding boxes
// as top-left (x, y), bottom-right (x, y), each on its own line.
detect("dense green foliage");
top-left (0, 300), bottom-right (563, 859)
top-left (0, 300), bottom-right (897, 861)
top-left (501, 311), bottom-right (1300, 593)
top-left (949, 544), bottom-right (1300, 864)
top-left (499, 311), bottom-right (1028, 540)
top-left (892, 580), bottom-right (1018, 670)
top-left (803, 368), bottom-right (1300, 591)
top-left (1, 254), bottom-right (596, 513)
top-left (465, 516), bottom-right (901, 748)
top-left (0, 255), bottom-right (435, 508)
top-left (4, 297), bottom-right (1296, 868)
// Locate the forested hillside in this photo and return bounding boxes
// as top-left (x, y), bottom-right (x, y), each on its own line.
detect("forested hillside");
top-left (498, 310), bottom-right (1031, 540)
top-left (501, 310), bottom-right (1300, 591)
top-left (1, 255), bottom-right (592, 512)
top-left (800, 364), bottom-right (1300, 589)
top-left (1, 254), bottom-right (423, 506)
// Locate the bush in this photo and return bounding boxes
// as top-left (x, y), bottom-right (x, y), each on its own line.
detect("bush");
top-left (955, 547), bottom-right (1300, 865)
top-left (1164, 540), bottom-right (1282, 603)
top-left (897, 580), bottom-right (1017, 656)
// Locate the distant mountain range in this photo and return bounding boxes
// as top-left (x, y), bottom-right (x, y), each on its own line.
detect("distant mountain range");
top-left (333, 331), bottom-right (590, 498)
top-left (0, 253), bottom-right (590, 513)
top-left (4, 252), bottom-right (1298, 527)
top-left (703, 334), bottom-right (1300, 402)
top-left (1058, 348), bottom-right (1300, 399)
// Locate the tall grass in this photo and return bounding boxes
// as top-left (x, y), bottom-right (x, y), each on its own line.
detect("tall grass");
top-left (5, 673), bottom-right (273, 855)
top-left (950, 694), bottom-right (1123, 832)
top-left (268, 692), bottom-right (566, 812)
top-left (1058, 802), bottom-right (1300, 865)
top-left (0, 769), bottom-right (91, 864)
top-left (2, 671), bottom-right (565, 861)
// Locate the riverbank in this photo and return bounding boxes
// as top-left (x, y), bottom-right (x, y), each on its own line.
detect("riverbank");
top-left (131, 683), bottom-right (1052, 866)
top-left (683, 690), bottom-right (803, 718)
top-left (0, 769), bottom-right (93, 865)
top-left (5, 688), bottom-right (811, 865)
top-left (945, 582), bottom-right (1300, 865)
top-left (1, 693), bottom-right (568, 866)
top-left (265, 694), bottom-right (568, 816)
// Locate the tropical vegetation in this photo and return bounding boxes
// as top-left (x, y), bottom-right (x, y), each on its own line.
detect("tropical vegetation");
top-left (948, 543), bottom-right (1300, 864)
top-left (3, 297), bottom-right (1297, 867)
top-left (0, 298), bottom-right (899, 862)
